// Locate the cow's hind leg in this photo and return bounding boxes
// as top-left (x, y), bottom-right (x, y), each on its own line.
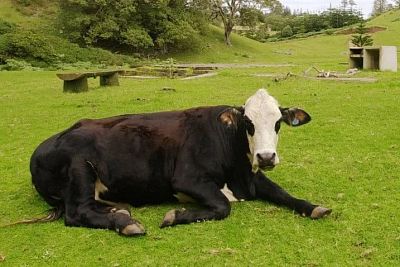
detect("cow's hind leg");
top-left (160, 181), bottom-right (231, 228)
top-left (254, 172), bottom-right (331, 219)
top-left (64, 160), bottom-right (145, 236)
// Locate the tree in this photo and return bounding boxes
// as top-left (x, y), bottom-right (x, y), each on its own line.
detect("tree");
top-left (348, 0), bottom-right (356, 11)
top-left (211, 0), bottom-right (243, 46)
top-left (211, 0), bottom-right (280, 46)
top-left (395, 0), bottom-right (400, 8)
top-left (341, 0), bottom-right (348, 10)
top-left (372, 0), bottom-right (388, 16)
top-left (281, 25), bottom-right (293, 37)
top-left (239, 7), bottom-right (264, 27)
top-left (324, 8), bottom-right (362, 28)
top-left (58, 0), bottom-right (207, 53)
top-left (351, 21), bottom-right (373, 47)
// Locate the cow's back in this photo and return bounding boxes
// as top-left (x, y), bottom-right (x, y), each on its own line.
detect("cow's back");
top-left (30, 105), bottom-right (233, 207)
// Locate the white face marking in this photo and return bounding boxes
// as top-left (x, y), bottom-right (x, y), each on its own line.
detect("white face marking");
top-left (244, 89), bottom-right (281, 172)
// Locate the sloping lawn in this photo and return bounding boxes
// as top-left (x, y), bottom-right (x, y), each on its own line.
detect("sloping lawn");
top-left (171, 9), bottom-right (400, 66)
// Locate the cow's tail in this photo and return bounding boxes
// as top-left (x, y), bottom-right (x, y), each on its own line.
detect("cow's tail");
top-left (0, 206), bottom-right (64, 228)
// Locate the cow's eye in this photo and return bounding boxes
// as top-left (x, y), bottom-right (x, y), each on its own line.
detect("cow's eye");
top-left (274, 121), bottom-right (281, 133)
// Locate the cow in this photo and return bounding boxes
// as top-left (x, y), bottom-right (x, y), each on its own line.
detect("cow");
top-left (29, 89), bottom-right (331, 236)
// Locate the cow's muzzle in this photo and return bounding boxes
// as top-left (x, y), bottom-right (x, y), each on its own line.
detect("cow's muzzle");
top-left (257, 152), bottom-right (276, 170)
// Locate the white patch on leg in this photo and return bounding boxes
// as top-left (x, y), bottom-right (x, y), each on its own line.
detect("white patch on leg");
top-left (95, 178), bottom-right (108, 200)
top-left (221, 184), bottom-right (243, 202)
top-left (95, 178), bottom-right (129, 209)
top-left (174, 185), bottom-right (244, 203)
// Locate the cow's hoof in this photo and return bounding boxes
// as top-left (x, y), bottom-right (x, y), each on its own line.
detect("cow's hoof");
top-left (311, 206), bottom-right (332, 219)
top-left (120, 222), bottom-right (146, 236)
top-left (160, 209), bottom-right (178, 228)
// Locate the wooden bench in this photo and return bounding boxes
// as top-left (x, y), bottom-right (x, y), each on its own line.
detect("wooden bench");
top-left (57, 70), bottom-right (124, 93)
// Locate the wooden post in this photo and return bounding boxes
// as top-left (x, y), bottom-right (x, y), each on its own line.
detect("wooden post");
top-left (63, 77), bottom-right (88, 93)
top-left (100, 72), bottom-right (119, 86)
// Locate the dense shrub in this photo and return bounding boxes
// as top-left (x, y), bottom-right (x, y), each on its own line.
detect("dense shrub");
top-left (281, 25), bottom-right (293, 37)
top-left (58, 0), bottom-right (206, 53)
top-left (324, 29), bottom-right (335, 35)
top-left (155, 20), bottom-right (200, 52)
top-left (0, 30), bottom-right (136, 68)
top-left (0, 19), bottom-right (16, 35)
top-left (0, 59), bottom-right (39, 71)
top-left (0, 31), bottom-right (57, 64)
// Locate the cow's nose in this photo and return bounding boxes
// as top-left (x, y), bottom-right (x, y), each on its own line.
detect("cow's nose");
top-left (257, 152), bottom-right (276, 169)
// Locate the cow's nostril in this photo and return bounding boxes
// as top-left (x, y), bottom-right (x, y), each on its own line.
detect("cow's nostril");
top-left (257, 152), bottom-right (276, 163)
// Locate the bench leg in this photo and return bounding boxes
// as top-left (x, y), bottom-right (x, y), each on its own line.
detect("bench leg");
top-left (63, 78), bottom-right (88, 93)
top-left (100, 73), bottom-right (119, 86)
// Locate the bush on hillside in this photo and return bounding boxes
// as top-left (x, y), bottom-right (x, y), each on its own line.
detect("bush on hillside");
top-left (0, 31), bottom-right (57, 64)
top-left (0, 59), bottom-right (39, 71)
top-left (281, 25), bottom-right (293, 37)
top-left (58, 0), bottom-right (206, 54)
top-left (0, 30), bottom-right (136, 68)
top-left (0, 19), bottom-right (16, 35)
top-left (155, 20), bottom-right (200, 52)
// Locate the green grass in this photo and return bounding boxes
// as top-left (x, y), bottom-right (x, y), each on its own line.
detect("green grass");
top-left (0, 0), bottom-right (28, 25)
top-left (171, 10), bottom-right (400, 66)
top-left (0, 0), bottom-right (57, 29)
top-left (1, 5), bottom-right (400, 267)
top-left (0, 67), bottom-right (399, 266)
top-left (169, 25), bottom-right (350, 66)
top-left (367, 9), bottom-right (400, 47)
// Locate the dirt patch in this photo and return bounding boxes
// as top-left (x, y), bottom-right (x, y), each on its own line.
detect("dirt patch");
top-left (336, 26), bottom-right (387, 35)
top-left (122, 66), bottom-right (213, 79)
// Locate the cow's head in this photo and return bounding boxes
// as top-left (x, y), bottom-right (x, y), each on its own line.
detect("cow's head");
top-left (244, 89), bottom-right (311, 172)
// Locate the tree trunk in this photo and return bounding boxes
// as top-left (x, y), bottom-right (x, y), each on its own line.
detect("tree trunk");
top-left (224, 24), bottom-right (233, 46)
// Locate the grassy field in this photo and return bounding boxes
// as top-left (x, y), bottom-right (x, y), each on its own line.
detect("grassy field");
top-left (0, 66), bottom-right (399, 266)
top-left (1, 4), bottom-right (400, 266)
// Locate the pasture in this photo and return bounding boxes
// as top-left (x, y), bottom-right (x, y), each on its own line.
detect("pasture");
top-left (0, 66), bottom-right (399, 266)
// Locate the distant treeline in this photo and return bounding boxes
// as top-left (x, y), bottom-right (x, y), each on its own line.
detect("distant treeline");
top-left (237, 8), bottom-right (363, 42)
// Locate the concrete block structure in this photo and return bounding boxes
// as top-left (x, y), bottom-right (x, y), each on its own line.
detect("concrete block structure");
top-left (349, 46), bottom-right (397, 72)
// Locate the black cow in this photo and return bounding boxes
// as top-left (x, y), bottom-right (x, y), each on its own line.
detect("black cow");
top-left (30, 89), bottom-right (331, 236)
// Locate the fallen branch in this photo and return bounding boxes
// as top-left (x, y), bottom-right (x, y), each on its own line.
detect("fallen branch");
top-left (312, 66), bottom-right (338, 78)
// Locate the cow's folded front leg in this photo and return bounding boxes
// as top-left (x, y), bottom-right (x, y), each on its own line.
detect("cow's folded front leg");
top-left (64, 160), bottom-right (146, 236)
top-left (254, 171), bottom-right (331, 219)
top-left (160, 181), bottom-right (231, 228)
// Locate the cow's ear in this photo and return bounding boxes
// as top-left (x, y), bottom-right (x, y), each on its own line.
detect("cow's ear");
top-left (280, 107), bottom-right (311, 127)
top-left (218, 108), bottom-right (240, 127)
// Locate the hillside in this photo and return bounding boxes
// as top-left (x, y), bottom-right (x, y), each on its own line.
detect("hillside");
top-left (172, 9), bottom-right (400, 66)
top-left (1, 0), bottom-right (399, 68)
top-left (366, 9), bottom-right (400, 48)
